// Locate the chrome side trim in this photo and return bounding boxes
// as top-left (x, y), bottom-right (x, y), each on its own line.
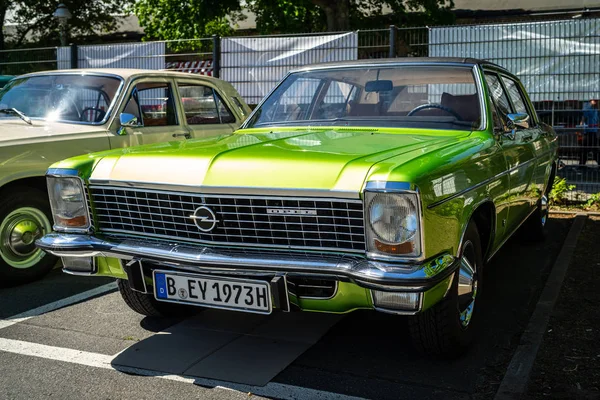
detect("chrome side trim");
top-left (36, 233), bottom-right (460, 289)
top-left (87, 180), bottom-right (360, 199)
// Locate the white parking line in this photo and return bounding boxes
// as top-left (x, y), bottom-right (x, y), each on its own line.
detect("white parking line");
top-left (0, 338), bottom-right (365, 400)
top-left (0, 282), bottom-right (117, 330)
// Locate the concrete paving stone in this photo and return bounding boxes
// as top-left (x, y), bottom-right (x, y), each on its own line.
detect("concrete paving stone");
top-left (112, 329), bottom-right (241, 375)
top-left (0, 322), bottom-right (132, 355)
top-left (185, 335), bottom-right (309, 386)
top-left (173, 309), bottom-right (268, 334)
top-left (247, 311), bottom-right (343, 344)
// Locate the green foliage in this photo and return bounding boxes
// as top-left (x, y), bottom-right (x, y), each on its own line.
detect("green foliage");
top-left (132, 0), bottom-right (242, 41)
top-left (1, 0), bottom-right (134, 48)
top-left (248, 0), bottom-right (326, 34)
top-left (585, 192), bottom-right (600, 208)
top-left (549, 177), bottom-right (575, 205)
top-left (133, 0), bottom-right (455, 41)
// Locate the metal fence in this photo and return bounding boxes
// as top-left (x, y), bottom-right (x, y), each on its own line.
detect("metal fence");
top-left (1, 20), bottom-right (599, 200)
top-left (0, 46), bottom-right (57, 76)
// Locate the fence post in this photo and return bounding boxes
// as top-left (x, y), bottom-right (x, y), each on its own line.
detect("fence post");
top-left (212, 35), bottom-right (221, 78)
top-left (70, 44), bottom-right (78, 69)
top-left (389, 25), bottom-right (397, 58)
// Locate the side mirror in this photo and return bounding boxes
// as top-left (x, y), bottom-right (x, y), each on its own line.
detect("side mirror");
top-left (504, 113), bottom-right (530, 140)
top-left (117, 113), bottom-right (140, 135)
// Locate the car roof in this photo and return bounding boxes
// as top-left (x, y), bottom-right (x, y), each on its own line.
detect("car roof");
top-left (17, 68), bottom-right (220, 81)
top-left (293, 57), bottom-right (508, 73)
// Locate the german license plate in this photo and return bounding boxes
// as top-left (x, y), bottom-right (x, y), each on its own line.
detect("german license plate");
top-left (153, 271), bottom-right (272, 314)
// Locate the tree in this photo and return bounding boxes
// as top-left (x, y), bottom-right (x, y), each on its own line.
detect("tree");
top-left (133, 0), bottom-right (454, 41)
top-left (1, 0), bottom-right (134, 50)
top-left (251, 0), bottom-right (455, 33)
top-left (133, 0), bottom-right (243, 41)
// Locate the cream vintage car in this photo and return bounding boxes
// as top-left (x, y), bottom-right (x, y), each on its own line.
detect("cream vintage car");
top-left (0, 69), bottom-right (251, 285)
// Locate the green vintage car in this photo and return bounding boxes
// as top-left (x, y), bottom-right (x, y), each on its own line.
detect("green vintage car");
top-left (38, 58), bottom-right (557, 356)
top-left (0, 69), bottom-right (251, 285)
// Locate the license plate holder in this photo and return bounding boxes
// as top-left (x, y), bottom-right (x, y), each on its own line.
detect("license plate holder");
top-left (153, 270), bottom-right (272, 314)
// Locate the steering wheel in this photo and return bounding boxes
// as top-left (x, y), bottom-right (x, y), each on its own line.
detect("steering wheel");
top-left (80, 107), bottom-right (106, 123)
top-left (407, 103), bottom-right (463, 121)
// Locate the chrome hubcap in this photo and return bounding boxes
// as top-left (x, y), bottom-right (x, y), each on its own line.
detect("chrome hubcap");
top-left (0, 207), bottom-right (51, 269)
top-left (458, 240), bottom-right (478, 328)
top-left (540, 195), bottom-right (549, 227)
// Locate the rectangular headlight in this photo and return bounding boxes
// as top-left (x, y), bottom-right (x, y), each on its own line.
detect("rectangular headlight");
top-left (47, 176), bottom-right (90, 231)
top-left (365, 191), bottom-right (421, 257)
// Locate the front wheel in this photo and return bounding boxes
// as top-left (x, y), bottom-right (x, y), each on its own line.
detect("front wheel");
top-left (0, 187), bottom-right (57, 286)
top-left (408, 221), bottom-right (483, 358)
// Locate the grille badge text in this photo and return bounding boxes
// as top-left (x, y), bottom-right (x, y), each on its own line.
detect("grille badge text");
top-left (266, 209), bottom-right (317, 216)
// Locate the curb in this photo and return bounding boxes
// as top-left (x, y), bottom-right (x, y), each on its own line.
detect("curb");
top-left (494, 214), bottom-right (588, 400)
top-left (550, 210), bottom-right (600, 216)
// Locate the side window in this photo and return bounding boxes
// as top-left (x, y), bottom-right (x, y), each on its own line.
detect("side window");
top-left (215, 93), bottom-right (236, 123)
top-left (501, 76), bottom-right (530, 117)
top-left (178, 84), bottom-right (236, 125)
top-left (123, 82), bottom-right (178, 127)
top-left (485, 73), bottom-right (513, 121)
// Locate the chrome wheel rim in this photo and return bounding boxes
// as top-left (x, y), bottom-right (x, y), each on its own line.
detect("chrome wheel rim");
top-left (540, 195), bottom-right (549, 227)
top-left (0, 207), bottom-right (51, 269)
top-left (457, 240), bottom-right (478, 328)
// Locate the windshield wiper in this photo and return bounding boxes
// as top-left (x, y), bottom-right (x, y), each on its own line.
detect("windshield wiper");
top-left (0, 108), bottom-right (32, 125)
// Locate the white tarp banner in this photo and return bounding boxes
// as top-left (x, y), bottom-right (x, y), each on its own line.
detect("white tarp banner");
top-left (57, 42), bottom-right (165, 70)
top-left (222, 32), bottom-right (358, 104)
top-left (429, 19), bottom-right (600, 101)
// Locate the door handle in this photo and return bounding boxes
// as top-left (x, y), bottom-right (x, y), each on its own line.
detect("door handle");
top-left (172, 133), bottom-right (191, 139)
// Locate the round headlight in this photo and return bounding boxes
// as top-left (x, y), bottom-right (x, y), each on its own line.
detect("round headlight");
top-left (368, 193), bottom-right (418, 244)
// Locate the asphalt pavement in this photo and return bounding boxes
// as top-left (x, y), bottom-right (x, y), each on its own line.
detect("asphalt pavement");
top-left (0, 216), bottom-right (573, 400)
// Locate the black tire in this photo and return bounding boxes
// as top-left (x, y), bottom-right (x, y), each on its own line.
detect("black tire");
top-left (408, 221), bottom-right (483, 358)
top-left (117, 279), bottom-right (200, 317)
top-left (0, 186), bottom-right (57, 287)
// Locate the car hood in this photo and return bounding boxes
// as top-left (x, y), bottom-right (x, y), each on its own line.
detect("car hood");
top-left (0, 119), bottom-right (106, 146)
top-left (87, 127), bottom-right (470, 196)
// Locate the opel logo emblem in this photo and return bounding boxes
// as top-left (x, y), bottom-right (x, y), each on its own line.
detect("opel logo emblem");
top-left (189, 206), bottom-right (219, 232)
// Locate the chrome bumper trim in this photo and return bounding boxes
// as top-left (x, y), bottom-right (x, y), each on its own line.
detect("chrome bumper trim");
top-left (37, 234), bottom-right (459, 290)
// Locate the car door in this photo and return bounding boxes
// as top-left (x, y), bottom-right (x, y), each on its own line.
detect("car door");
top-left (484, 70), bottom-right (537, 234)
top-left (500, 74), bottom-right (552, 201)
top-left (175, 80), bottom-right (239, 139)
top-left (109, 78), bottom-right (190, 148)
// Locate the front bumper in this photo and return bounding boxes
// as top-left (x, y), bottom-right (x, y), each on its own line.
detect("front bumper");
top-left (37, 233), bottom-right (460, 291)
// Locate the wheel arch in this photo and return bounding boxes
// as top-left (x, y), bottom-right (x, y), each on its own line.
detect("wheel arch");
top-left (461, 200), bottom-right (496, 261)
top-left (0, 176), bottom-right (48, 197)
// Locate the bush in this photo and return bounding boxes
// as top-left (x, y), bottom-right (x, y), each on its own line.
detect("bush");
top-left (585, 192), bottom-right (600, 209)
top-left (549, 177), bottom-right (575, 205)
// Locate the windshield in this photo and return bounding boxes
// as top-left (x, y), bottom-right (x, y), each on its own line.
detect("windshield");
top-left (0, 74), bottom-right (122, 124)
top-left (246, 65), bottom-right (482, 131)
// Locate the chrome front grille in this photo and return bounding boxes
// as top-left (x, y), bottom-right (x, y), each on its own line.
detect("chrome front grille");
top-left (89, 186), bottom-right (365, 252)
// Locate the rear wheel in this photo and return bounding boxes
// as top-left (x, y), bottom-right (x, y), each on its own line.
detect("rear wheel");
top-left (408, 221), bottom-right (483, 358)
top-left (0, 187), bottom-right (57, 287)
top-left (520, 195), bottom-right (549, 242)
top-left (117, 279), bottom-right (200, 317)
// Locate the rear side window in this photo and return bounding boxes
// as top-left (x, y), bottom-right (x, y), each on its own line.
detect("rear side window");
top-left (178, 83), bottom-right (236, 125)
top-left (501, 76), bottom-right (529, 116)
top-left (484, 73), bottom-right (512, 119)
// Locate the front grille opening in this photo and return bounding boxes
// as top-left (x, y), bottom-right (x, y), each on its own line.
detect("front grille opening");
top-left (89, 186), bottom-right (366, 253)
top-left (287, 278), bottom-right (337, 299)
